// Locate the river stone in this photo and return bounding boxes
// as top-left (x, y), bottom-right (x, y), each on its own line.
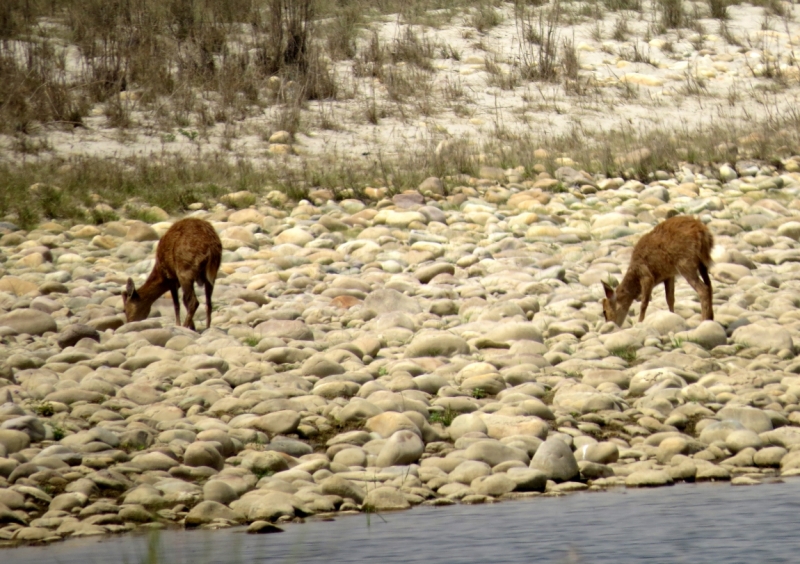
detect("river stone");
top-left (405, 332), bottom-right (470, 358)
top-left (0, 430), bottom-right (30, 454)
top-left (695, 462), bottom-right (730, 481)
top-left (505, 467), bottom-right (547, 492)
top-left (118, 504), bottom-right (154, 523)
top-left (481, 414), bottom-right (548, 440)
top-left (184, 441), bottom-right (224, 471)
top-left (716, 406), bottom-right (773, 433)
top-left (365, 412), bottom-right (420, 438)
top-left (185, 501), bottom-right (243, 526)
top-left (250, 411), bottom-right (301, 435)
top-left (365, 289), bottom-right (422, 315)
top-left (685, 321), bottom-right (727, 349)
top-left (642, 311), bottom-right (688, 335)
top-left (0, 309), bottom-right (57, 336)
top-left (319, 476), bottom-right (366, 504)
top-left (376, 430), bottom-right (424, 467)
top-left (448, 413), bottom-right (488, 440)
top-left (253, 320), bottom-right (314, 341)
top-left (50, 492), bottom-right (88, 512)
top-left (450, 460), bottom-right (492, 485)
top-left (333, 447), bottom-right (367, 467)
top-left (1, 416), bottom-right (46, 442)
top-left (471, 473), bottom-right (516, 497)
top-left (754, 446), bottom-right (787, 467)
top-left (131, 452), bottom-right (180, 472)
top-left (0, 489), bottom-right (25, 510)
top-left (574, 442), bottom-right (619, 464)
top-left (241, 451), bottom-right (290, 475)
top-left (13, 527), bottom-right (52, 542)
top-left (338, 398), bottom-right (384, 424)
top-left (203, 480), bottom-right (239, 504)
top-left (725, 429), bottom-right (763, 453)
top-left (699, 420), bottom-right (746, 444)
top-left (625, 470), bottom-right (673, 487)
top-left (124, 485), bottom-right (167, 507)
top-left (731, 324), bottom-right (793, 352)
top-left (530, 437), bottom-right (579, 482)
top-left (416, 263), bottom-right (455, 284)
top-left (0, 501), bottom-right (27, 525)
top-left (463, 440), bottom-right (530, 466)
top-left (363, 486), bottom-right (411, 511)
top-left (57, 324), bottom-right (101, 349)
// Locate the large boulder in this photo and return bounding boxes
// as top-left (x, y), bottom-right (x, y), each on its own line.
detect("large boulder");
top-left (530, 437), bottom-right (579, 482)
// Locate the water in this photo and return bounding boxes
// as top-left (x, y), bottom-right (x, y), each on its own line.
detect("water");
top-left (7, 480), bottom-right (800, 564)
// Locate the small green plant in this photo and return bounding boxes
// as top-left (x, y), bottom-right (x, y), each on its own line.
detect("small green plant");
top-left (610, 346), bottom-right (637, 363)
top-left (243, 336), bottom-right (260, 347)
top-left (377, 366), bottom-right (389, 377)
top-left (670, 336), bottom-right (685, 349)
top-left (428, 408), bottom-right (457, 427)
top-left (179, 128), bottom-right (199, 142)
top-left (253, 469), bottom-right (275, 480)
top-left (51, 423), bottom-right (65, 441)
top-left (471, 387), bottom-right (488, 399)
top-left (35, 401), bottom-right (55, 417)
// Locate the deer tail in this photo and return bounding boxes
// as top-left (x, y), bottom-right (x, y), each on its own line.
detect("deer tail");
top-left (205, 253), bottom-right (221, 286)
top-left (699, 226), bottom-right (714, 268)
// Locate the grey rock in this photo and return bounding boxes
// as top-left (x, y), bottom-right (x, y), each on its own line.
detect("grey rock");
top-left (363, 486), bottom-right (411, 510)
top-left (376, 430), bottom-right (424, 467)
top-left (185, 501), bottom-right (243, 526)
top-left (203, 481), bottom-right (239, 505)
top-left (626, 470), bottom-right (673, 487)
top-left (530, 437), bottom-right (579, 482)
top-left (0, 309), bottom-right (57, 336)
top-left (57, 324), bottom-right (101, 349)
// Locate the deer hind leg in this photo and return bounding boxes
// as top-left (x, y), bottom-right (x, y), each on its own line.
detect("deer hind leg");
top-left (664, 277), bottom-right (675, 312)
top-left (180, 280), bottom-right (200, 331)
top-left (204, 280), bottom-right (214, 330)
top-left (698, 262), bottom-right (714, 320)
top-left (168, 284), bottom-right (181, 326)
top-left (680, 264), bottom-right (714, 321)
top-left (638, 274), bottom-right (655, 322)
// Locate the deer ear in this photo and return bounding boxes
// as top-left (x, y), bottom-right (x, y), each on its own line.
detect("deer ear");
top-left (601, 281), bottom-right (614, 299)
top-left (125, 278), bottom-right (137, 299)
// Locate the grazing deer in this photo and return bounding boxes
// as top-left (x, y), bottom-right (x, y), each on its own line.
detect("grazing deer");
top-left (122, 218), bottom-right (222, 331)
top-left (601, 215), bottom-right (714, 326)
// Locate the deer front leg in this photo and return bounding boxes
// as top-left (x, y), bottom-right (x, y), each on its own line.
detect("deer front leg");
top-left (638, 275), bottom-right (655, 322)
top-left (664, 277), bottom-right (675, 312)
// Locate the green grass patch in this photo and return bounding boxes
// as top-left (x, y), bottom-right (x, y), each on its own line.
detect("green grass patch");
top-left (609, 346), bottom-right (637, 363)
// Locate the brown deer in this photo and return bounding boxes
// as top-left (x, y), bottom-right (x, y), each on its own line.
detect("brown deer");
top-left (122, 218), bottom-right (222, 331)
top-left (601, 215), bottom-right (714, 326)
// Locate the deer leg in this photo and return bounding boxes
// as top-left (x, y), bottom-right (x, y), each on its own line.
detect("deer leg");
top-left (204, 281), bottom-right (214, 330)
top-left (181, 281), bottom-right (199, 331)
top-left (698, 262), bottom-right (714, 321)
top-left (664, 277), bottom-right (675, 312)
top-left (638, 275), bottom-right (655, 322)
top-left (680, 266), bottom-right (714, 321)
top-left (168, 284), bottom-right (181, 326)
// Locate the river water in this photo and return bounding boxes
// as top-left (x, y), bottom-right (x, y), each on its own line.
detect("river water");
top-left (7, 480), bottom-right (800, 564)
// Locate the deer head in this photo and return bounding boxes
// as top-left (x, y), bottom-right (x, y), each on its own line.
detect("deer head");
top-left (121, 278), bottom-right (151, 323)
top-left (601, 280), bottom-right (630, 327)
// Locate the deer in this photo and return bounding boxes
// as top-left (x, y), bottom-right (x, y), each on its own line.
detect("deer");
top-left (122, 218), bottom-right (222, 331)
top-left (601, 215), bottom-right (714, 327)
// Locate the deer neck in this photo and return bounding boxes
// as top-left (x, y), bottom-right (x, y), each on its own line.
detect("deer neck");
top-left (614, 271), bottom-right (641, 322)
top-left (137, 270), bottom-right (171, 305)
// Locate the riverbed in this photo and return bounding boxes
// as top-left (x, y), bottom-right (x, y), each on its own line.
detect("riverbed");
top-left (7, 480), bottom-right (800, 564)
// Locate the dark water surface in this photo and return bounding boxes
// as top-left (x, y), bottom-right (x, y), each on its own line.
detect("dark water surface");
top-left (7, 480), bottom-right (800, 564)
